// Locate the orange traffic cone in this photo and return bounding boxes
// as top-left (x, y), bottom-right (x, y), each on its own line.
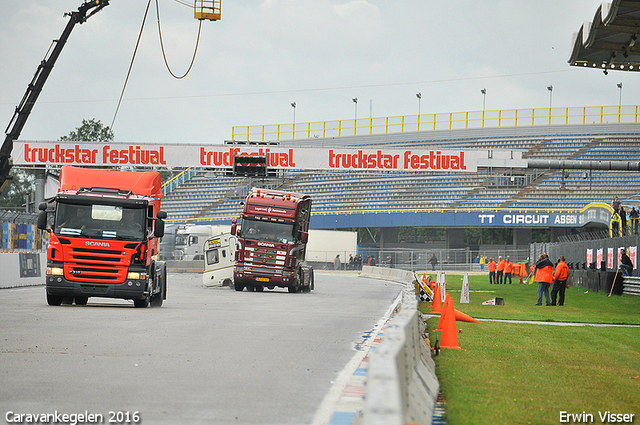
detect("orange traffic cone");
top-left (436, 293), bottom-right (451, 331)
top-left (431, 283), bottom-right (442, 313)
top-left (440, 295), bottom-right (461, 349)
top-left (454, 309), bottom-right (481, 323)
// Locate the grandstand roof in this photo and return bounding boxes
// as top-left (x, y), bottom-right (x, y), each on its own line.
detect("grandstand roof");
top-left (569, 0), bottom-right (640, 73)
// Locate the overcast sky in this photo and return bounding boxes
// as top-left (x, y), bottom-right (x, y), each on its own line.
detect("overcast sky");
top-left (0, 0), bottom-right (635, 145)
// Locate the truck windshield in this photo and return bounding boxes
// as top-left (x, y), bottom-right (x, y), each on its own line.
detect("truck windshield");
top-left (54, 202), bottom-right (146, 240)
top-left (240, 218), bottom-right (295, 243)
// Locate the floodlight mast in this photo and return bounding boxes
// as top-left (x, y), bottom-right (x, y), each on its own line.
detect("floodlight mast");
top-left (0, 0), bottom-right (110, 193)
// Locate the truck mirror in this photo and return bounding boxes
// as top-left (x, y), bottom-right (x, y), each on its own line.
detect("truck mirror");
top-left (38, 202), bottom-right (47, 211)
top-left (37, 210), bottom-right (48, 230)
top-left (154, 218), bottom-right (165, 238)
top-left (300, 231), bottom-right (308, 243)
top-left (157, 210), bottom-right (167, 219)
top-left (231, 218), bottom-right (237, 236)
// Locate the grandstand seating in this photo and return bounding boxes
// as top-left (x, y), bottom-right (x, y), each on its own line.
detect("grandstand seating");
top-left (162, 135), bottom-right (640, 221)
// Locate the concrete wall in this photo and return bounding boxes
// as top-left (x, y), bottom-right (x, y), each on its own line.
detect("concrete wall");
top-left (359, 266), bottom-right (439, 425)
top-left (0, 252), bottom-right (47, 288)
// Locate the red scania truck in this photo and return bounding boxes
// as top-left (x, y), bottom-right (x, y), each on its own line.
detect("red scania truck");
top-left (37, 166), bottom-right (168, 307)
top-left (231, 188), bottom-right (314, 293)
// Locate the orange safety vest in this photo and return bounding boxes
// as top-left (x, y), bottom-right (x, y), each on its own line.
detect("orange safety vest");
top-left (554, 261), bottom-right (569, 281)
top-left (504, 261), bottom-right (513, 274)
top-left (535, 265), bottom-right (554, 284)
top-left (488, 260), bottom-right (497, 272)
top-left (497, 259), bottom-right (505, 271)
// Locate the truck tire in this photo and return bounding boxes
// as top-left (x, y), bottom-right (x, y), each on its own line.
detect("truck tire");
top-left (134, 297), bottom-right (149, 308)
top-left (74, 296), bottom-right (88, 305)
top-left (46, 293), bottom-right (63, 306)
top-left (151, 261), bottom-right (166, 307)
top-left (234, 281), bottom-right (244, 291)
top-left (310, 269), bottom-right (315, 291)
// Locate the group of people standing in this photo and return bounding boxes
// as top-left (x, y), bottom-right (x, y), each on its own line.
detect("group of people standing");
top-left (610, 196), bottom-right (639, 237)
top-left (533, 253), bottom-right (569, 306)
top-left (486, 256), bottom-right (514, 285)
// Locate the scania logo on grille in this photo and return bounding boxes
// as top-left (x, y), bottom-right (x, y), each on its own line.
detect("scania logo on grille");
top-left (257, 242), bottom-right (275, 247)
top-left (70, 270), bottom-right (81, 274)
top-left (86, 241), bottom-right (110, 247)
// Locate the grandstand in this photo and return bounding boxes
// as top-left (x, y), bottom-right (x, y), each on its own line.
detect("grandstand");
top-left (162, 123), bottom-right (640, 230)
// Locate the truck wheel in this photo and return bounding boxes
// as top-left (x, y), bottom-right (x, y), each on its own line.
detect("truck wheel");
top-left (150, 262), bottom-right (166, 307)
top-left (134, 297), bottom-right (149, 308)
top-left (150, 288), bottom-right (163, 307)
top-left (222, 279), bottom-right (232, 287)
top-left (46, 293), bottom-right (63, 306)
top-left (255, 285), bottom-right (264, 292)
top-left (61, 297), bottom-right (74, 305)
top-left (234, 281), bottom-right (244, 291)
top-left (74, 296), bottom-right (88, 305)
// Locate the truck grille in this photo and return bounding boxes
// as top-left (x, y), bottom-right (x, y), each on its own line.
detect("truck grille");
top-left (245, 247), bottom-right (286, 267)
top-left (65, 246), bottom-right (128, 283)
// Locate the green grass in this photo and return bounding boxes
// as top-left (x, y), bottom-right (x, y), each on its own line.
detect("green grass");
top-left (418, 273), bottom-right (640, 425)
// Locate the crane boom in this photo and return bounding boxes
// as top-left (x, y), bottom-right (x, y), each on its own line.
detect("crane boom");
top-left (0, 0), bottom-right (109, 192)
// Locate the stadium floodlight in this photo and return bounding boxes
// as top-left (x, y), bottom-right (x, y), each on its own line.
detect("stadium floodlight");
top-left (352, 97), bottom-right (358, 121)
top-left (617, 83), bottom-right (623, 107)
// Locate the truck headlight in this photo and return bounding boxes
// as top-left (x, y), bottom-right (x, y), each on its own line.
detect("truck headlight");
top-left (283, 270), bottom-right (294, 277)
top-left (127, 272), bottom-right (147, 280)
top-left (47, 266), bottom-right (64, 276)
top-left (235, 266), bottom-right (244, 273)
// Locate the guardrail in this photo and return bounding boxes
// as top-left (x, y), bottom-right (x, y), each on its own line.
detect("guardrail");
top-left (359, 266), bottom-right (439, 425)
top-left (623, 276), bottom-right (640, 296)
top-left (232, 104), bottom-right (640, 141)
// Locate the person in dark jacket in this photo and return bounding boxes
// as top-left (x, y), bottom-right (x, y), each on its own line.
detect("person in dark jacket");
top-left (535, 253), bottom-right (554, 306)
top-left (620, 248), bottom-right (634, 276)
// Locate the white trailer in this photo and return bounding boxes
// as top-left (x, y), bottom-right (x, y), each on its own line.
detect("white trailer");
top-left (202, 232), bottom-right (236, 287)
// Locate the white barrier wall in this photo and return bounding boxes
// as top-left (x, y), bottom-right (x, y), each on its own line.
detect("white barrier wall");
top-left (0, 252), bottom-right (47, 288)
top-left (359, 266), bottom-right (440, 425)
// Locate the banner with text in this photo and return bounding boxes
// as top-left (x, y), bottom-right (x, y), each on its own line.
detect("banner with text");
top-left (13, 141), bottom-right (482, 172)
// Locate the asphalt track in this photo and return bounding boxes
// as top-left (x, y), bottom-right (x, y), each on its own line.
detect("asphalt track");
top-left (0, 272), bottom-right (402, 425)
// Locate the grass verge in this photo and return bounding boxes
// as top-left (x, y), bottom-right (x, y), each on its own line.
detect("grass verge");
top-left (418, 273), bottom-right (640, 425)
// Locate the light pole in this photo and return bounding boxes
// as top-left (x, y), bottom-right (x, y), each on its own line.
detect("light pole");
top-left (617, 82), bottom-right (623, 106)
top-left (352, 97), bottom-right (358, 135)
top-left (617, 82), bottom-right (623, 122)
top-left (480, 89), bottom-right (486, 127)
top-left (416, 92), bottom-right (422, 131)
top-left (547, 85), bottom-right (553, 124)
top-left (291, 102), bottom-right (296, 139)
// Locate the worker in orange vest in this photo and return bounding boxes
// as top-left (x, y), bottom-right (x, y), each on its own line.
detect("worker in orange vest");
top-left (488, 257), bottom-right (497, 284)
top-left (535, 253), bottom-right (554, 306)
top-left (504, 257), bottom-right (513, 284)
top-left (551, 256), bottom-right (569, 306)
top-left (496, 256), bottom-right (506, 284)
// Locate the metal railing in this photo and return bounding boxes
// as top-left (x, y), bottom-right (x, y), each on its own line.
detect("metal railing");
top-left (161, 167), bottom-right (201, 197)
top-left (232, 104), bottom-right (640, 142)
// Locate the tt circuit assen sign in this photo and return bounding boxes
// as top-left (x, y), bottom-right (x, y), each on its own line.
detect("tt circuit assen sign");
top-left (13, 141), bottom-right (490, 172)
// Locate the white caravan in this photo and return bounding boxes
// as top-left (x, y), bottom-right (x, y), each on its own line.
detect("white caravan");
top-left (202, 232), bottom-right (236, 287)
top-left (174, 224), bottom-right (230, 261)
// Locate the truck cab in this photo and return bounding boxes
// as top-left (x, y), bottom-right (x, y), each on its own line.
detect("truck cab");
top-left (232, 188), bottom-right (314, 293)
top-left (37, 166), bottom-right (167, 307)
